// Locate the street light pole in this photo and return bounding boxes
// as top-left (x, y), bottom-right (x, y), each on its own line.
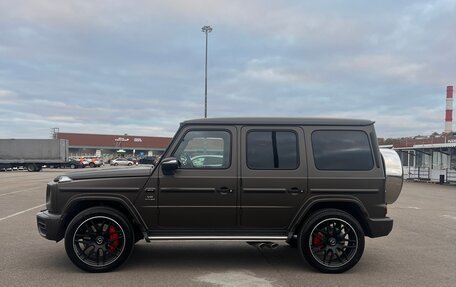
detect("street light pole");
top-left (201, 25), bottom-right (212, 118)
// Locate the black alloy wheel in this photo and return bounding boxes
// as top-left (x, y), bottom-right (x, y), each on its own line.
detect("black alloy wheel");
top-left (298, 209), bottom-right (364, 273)
top-left (64, 207), bottom-right (134, 272)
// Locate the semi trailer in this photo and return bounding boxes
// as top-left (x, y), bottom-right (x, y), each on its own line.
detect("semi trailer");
top-left (0, 139), bottom-right (69, 172)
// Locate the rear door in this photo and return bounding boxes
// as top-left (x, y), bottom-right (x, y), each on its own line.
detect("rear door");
top-left (240, 126), bottom-right (307, 229)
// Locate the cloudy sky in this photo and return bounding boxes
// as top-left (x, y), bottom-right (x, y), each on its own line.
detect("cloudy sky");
top-left (0, 0), bottom-right (455, 139)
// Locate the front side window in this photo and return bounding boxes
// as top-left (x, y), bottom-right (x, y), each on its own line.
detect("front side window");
top-left (173, 130), bottom-right (230, 169)
top-left (247, 131), bottom-right (299, 170)
top-left (312, 130), bottom-right (374, 171)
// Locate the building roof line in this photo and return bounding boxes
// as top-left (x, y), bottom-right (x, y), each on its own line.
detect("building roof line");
top-left (58, 132), bottom-right (171, 139)
top-left (68, 145), bottom-right (167, 150)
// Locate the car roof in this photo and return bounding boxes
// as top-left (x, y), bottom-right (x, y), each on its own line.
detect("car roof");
top-left (181, 117), bottom-right (374, 126)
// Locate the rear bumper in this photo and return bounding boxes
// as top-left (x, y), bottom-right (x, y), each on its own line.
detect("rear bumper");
top-left (366, 217), bottom-right (393, 238)
top-left (36, 210), bottom-right (64, 241)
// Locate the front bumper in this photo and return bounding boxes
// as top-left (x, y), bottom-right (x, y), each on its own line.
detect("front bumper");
top-left (366, 217), bottom-right (393, 238)
top-left (36, 210), bottom-right (64, 241)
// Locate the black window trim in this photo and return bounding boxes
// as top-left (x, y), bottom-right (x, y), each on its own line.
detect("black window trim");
top-left (370, 131), bottom-right (381, 168)
top-left (246, 129), bottom-right (300, 171)
top-left (171, 128), bottom-right (233, 170)
top-left (311, 129), bottom-right (375, 171)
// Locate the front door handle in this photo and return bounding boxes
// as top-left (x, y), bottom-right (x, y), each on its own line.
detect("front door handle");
top-left (287, 187), bottom-right (303, 194)
top-left (217, 187), bottom-right (233, 195)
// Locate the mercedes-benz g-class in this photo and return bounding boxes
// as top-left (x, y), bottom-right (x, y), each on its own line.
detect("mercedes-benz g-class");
top-left (37, 118), bottom-right (403, 273)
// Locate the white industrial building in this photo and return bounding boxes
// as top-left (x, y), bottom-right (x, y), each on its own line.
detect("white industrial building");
top-left (388, 86), bottom-right (456, 183)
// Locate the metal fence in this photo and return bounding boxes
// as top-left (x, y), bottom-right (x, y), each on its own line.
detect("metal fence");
top-left (404, 167), bottom-right (431, 181)
top-left (446, 169), bottom-right (456, 182)
top-left (404, 167), bottom-right (456, 183)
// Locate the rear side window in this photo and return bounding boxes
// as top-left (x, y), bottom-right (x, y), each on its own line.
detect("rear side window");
top-left (247, 131), bottom-right (298, 170)
top-left (312, 130), bottom-right (374, 171)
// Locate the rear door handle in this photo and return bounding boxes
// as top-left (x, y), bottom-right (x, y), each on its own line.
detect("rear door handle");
top-left (287, 187), bottom-right (303, 194)
top-left (217, 187), bottom-right (233, 195)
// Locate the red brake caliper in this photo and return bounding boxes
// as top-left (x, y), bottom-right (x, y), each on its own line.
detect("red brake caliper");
top-left (312, 232), bottom-right (325, 250)
top-left (108, 225), bottom-right (119, 253)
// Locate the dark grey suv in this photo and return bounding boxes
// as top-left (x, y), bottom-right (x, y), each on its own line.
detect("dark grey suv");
top-left (36, 118), bottom-right (402, 273)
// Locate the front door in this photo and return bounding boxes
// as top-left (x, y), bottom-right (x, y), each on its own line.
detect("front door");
top-left (158, 126), bottom-right (237, 229)
top-left (240, 126), bottom-right (307, 229)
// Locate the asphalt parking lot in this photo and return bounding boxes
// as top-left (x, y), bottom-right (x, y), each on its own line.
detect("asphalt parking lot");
top-left (1, 168), bottom-right (455, 287)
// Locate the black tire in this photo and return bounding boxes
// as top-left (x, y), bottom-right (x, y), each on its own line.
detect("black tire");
top-left (298, 209), bottom-right (365, 273)
top-left (114, 163), bottom-right (118, 166)
top-left (89, 162), bottom-right (95, 168)
top-left (70, 164), bottom-right (76, 169)
top-left (26, 164), bottom-right (36, 172)
top-left (64, 207), bottom-right (135, 272)
top-left (134, 228), bottom-right (144, 244)
top-left (128, 163), bottom-right (132, 166)
top-left (287, 237), bottom-right (298, 248)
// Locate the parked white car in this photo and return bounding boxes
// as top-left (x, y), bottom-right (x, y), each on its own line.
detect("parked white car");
top-left (110, 158), bottom-right (134, 166)
top-left (191, 155), bottom-right (224, 168)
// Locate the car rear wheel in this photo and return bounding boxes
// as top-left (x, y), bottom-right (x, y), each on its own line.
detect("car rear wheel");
top-left (70, 164), bottom-right (76, 169)
top-left (298, 209), bottom-right (365, 273)
top-left (64, 207), bottom-right (134, 272)
top-left (287, 237), bottom-right (298, 248)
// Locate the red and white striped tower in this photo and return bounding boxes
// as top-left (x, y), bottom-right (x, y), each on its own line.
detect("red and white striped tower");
top-left (445, 86), bottom-right (454, 133)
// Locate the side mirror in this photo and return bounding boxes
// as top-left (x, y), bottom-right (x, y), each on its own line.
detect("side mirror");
top-left (161, 157), bottom-right (179, 175)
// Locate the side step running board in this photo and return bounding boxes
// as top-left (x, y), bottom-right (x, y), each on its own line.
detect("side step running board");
top-left (146, 235), bottom-right (287, 241)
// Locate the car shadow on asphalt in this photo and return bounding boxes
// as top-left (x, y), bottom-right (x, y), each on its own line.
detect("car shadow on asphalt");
top-left (122, 242), bottom-right (310, 272)
top-left (44, 242), bottom-right (314, 274)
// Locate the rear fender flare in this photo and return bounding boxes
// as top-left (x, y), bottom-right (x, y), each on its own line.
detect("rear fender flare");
top-left (287, 195), bottom-right (369, 239)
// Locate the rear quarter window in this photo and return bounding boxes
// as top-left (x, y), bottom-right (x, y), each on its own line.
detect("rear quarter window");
top-left (311, 130), bottom-right (374, 171)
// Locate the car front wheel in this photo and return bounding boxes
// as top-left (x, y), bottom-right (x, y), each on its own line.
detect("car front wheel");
top-left (64, 207), bottom-right (134, 272)
top-left (298, 209), bottom-right (365, 273)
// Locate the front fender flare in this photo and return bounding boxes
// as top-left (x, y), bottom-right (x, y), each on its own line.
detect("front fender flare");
top-left (62, 193), bottom-right (149, 232)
